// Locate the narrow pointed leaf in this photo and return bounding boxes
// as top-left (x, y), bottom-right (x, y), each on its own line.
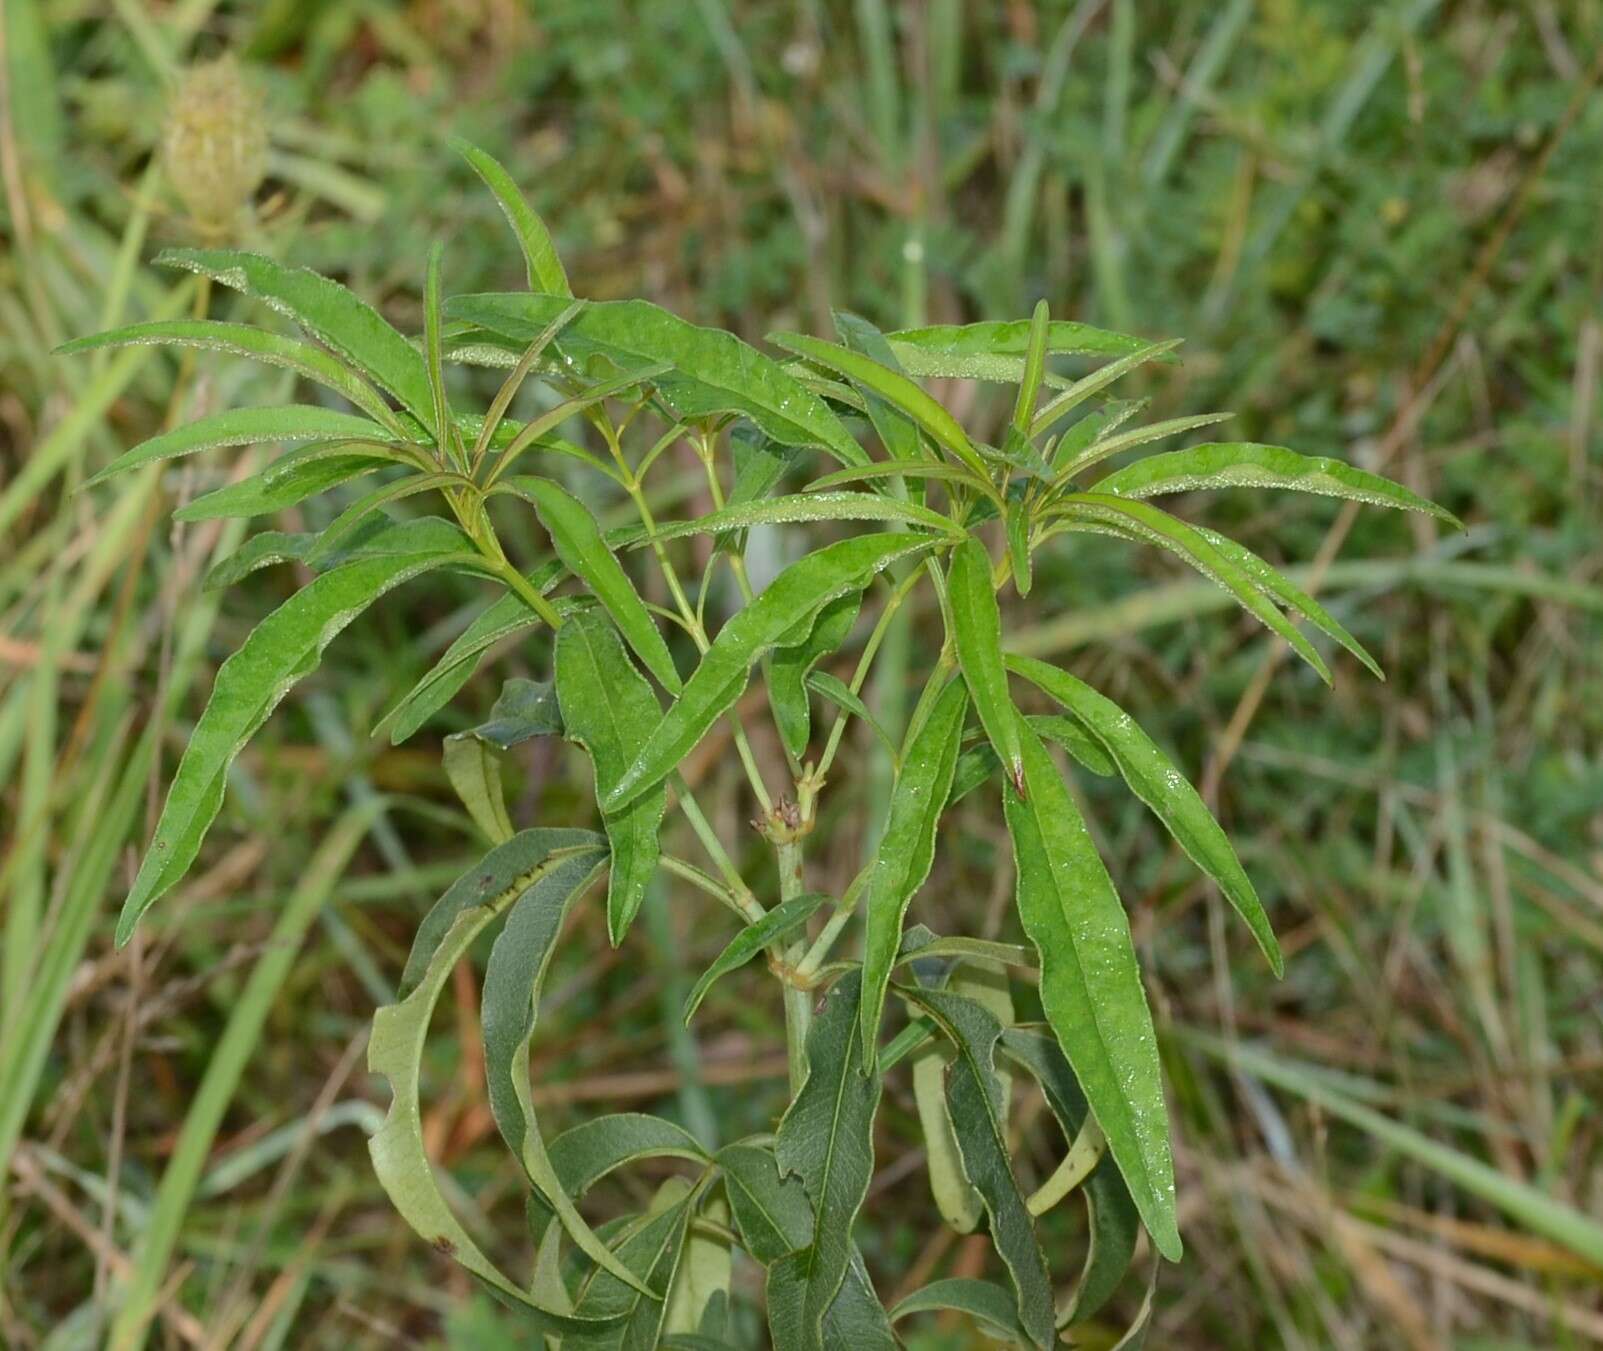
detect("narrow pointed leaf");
top-left (571, 1179), bottom-right (700, 1341)
top-left (805, 671), bottom-right (898, 759)
top-left (1055, 494), bottom-right (1332, 683)
top-left (603, 533), bottom-right (931, 811)
top-left (949, 537), bottom-right (1023, 792)
top-left (118, 536), bottom-right (476, 943)
top-left (890, 1279), bottom-right (1031, 1345)
top-left (481, 846), bottom-right (659, 1294)
top-left (467, 677), bottom-right (563, 750)
top-left (174, 450), bottom-right (389, 521)
top-left (547, 1115), bottom-right (709, 1203)
top-left (442, 734), bottom-right (514, 843)
top-left (1007, 654), bottom-right (1282, 976)
top-left (768, 972), bottom-right (881, 1351)
top-left (54, 318), bottom-right (403, 431)
top-left (157, 247), bottom-right (438, 435)
top-left (87, 405), bottom-right (395, 486)
top-left (505, 476), bottom-right (681, 692)
top-left (449, 293), bottom-right (866, 467)
top-left (367, 867), bottom-right (624, 1335)
top-left (1006, 499), bottom-right (1032, 596)
top-left (454, 139), bottom-right (572, 296)
top-left (556, 610), bottom-right (668, 944)
top-left (769, 592), bottom-right (861, 759)
top-left (1011, 300), bottom-right (1050, 436)
top-left (1030, 340), bottom-right (1183, 440)
top-left (769, 332), bottom-right (995, 491)
top-left (629, 492), bottom-right (959, 545)
top-left (888, 317), bottom-right (1151, 365)
top-left (1002, 723), bottom-right (1181, 1260)
top-left (1093, 441), bottom-right (1460, 525)
top-left (900, 987), bottom-right (1054, 1348)
top-left (805, 461), bottom-right (988, 493)
top-left (859, 677), bottom-right (968, 1061)
top-left (1055, 412), bottom-right (1233, 480)
top-left (1049, 399), bottom-right (1147, 473)
top-left (304, 471), bottom-right (465, 564)
top-left (682, 892), bottom-right (827, 1025)
top-left (832, 311), bottom-right (927, 465)
top-left (665, 1196), bottom-right (733, 1337)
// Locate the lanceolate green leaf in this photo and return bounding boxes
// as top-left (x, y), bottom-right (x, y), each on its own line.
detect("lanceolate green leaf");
top-left (448, 292), bottom-right (866, 468)
top-left (804, 672), bottom-right (897, 759)
top-left (87, 405), bottom-right (397, 486)
top-left (1054, 412), bottom-right (1233, 480)
top-left (769, 332), bottom-right (996, 492)
top-left (453, 139), bottom-right (572, 297)
top-left (1030, 340), bottom-right (1183, 440)
top-left (804, 461), bottom-right (988, 493)
top-left (769, 972), bottom-right (881, 1351)
top-left (682, 892), bottom-right (828, 1025)
top-left (832, 311), bottom-right (927, 466)
top-left (603, 533), bottom-right (931, 811)
top-left (948, 538), bottom-right (1023, 792)
top-left (900, 987), bottom-right (1054, 1348)
top-left (1011, 300), bottom-right (1050, 437)
top-left (480, 846), bottom-right (659, 1295)
top-left (1093, 441), bottom-right (1460, 525)
top-left (1002, 722), bottom-right (1181, 1261)
top-left (890, 1279), bottom-right (1031, 1345)
top-left (468, 677), bottom-right (563, 750)
top-left (173, 450), bottom-right (389, 521)
top-left (54, 319), bottom-right (405, 432)
top-left (505, 477), bottom-right (681, 692)
top-left (1054, 494), bottom-right (1333, 684)
top-left (556, 610), bottom-right (669, 945)
top-left (368, 870), bottom-right (624, 1335)
top-left (442, 732), bottom-right (514, 843)
top-left (859, 677), bottom-right (968, 1062)
top-left (887, 318), bottom-right (1150, 363)
top-left (1006, 654), bottom-right (1283, 977)
top-left (769, 592), bottom-right (861, 759)
top-left (629, 493), bottom-right (959, 544)
top-left (547, 1114), bottom-right (709, 1203)
top-left (117, 536), bottom-right (478, 944)
top-left (157, 247), bottom-right (439, 436)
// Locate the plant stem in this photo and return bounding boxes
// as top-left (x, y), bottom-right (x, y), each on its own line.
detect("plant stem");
top-left (775, 837), bottom-right (812, 1094)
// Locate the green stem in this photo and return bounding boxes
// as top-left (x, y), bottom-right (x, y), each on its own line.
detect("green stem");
top-left (776, 837), bottom-right (812, 1094)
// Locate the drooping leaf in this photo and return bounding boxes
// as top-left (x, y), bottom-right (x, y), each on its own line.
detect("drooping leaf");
top-left (448, 292), bottom-right (867, 467)
top-left (948, 537), bottom-right (1023, 792)
top-left (768, 972), bottom-right (881, 1351)
top-left (1006, 654), bottom-right (1282, 976)
top-left (889, 1279), bottom-right (1031, 1346)
top-left (1053, 494), bottom-right (1332, 683)
top-left (443, 733), bottom-right (514, 843)
top-left (1002, 721), bottom-right (1181, 1261)
top-left (555, 609), bottom-right (668, 944)
top-left (504, 476), bottom-right (681, 692)
top-left (769, 592), bottom-right (862, 759)
top-left (603, 533), bottom-right (931, 811)
top-left (628, 493), bottom-right (959, 545)
top-left (367, 867), bottom-right (624, 1335)
top-left (1093, 441), bottom-right (1461, 525)
top-left (681, 892), bottom-right (828, 1025)
top-left (54, 318), bottom-right (405, 432)
top-left (157, 247), bottom-right (438, 436)
top-left (174, 449), bottom-right (391, 522)
top-left (859, 677), bottom-right (968, 1061)
top-left (481, 845), bottom-right (658, 1294)
top-left (454, 139), bottom-right (573, 296)
top-left (900, 987), bottom-right (1054, 1348)
top-left (547, 1114), bottom-right (709, 1204)
top-left (468, 677), bottom-right (564, 750)
top-left (769, 332), bottom-right (996, 492)
top-left (999, 1027), bottom-right (1139, 1324)
top-left (117, 533), bottom-right (478, 943)
top-left (399, 829), bottom-right (603, 993)
top-left (86, 405), bottom-right (397, 486)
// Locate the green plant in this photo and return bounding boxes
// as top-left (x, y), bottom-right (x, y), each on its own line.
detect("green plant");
top-left (63, 141), bottom-right (1458, 1349)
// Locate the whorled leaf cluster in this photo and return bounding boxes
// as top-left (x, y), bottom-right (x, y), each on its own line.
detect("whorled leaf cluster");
top-left (61, 142), bottom-right (1456, 1347)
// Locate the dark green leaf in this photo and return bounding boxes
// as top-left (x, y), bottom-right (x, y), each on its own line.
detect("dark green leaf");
top-left (157, 248), bottom-right (438, 436)
top-left (629, 492), bottom-right (958, 544)
top-left (603, 533), bottom-right (931, 811)
top-left (1007, 654), bottom-right (1282, 976)
top-left (682, 892), bottom-right (828, 1025)
top-left (1002, 722), bottom-right (1181, 1261)
top-left (859, 678), bottom-right (968, 1062)
top-left (887, 318), bottom-right (1151, 365)
top-left (570, 1179), bottom-right (699, 1347)
top-left (556, 610), bottom-right (668, 944)
top-left (548, 1114), bottom-right (709, 1204)
top-left (948, 538), bottom-right (1023, 792)
top-left (174, 450), bottom-right (390, 522)
top-left (899, 988), bottom-right (1054, 1347)
top-left (769, 592), bottom-right (861, 759)
top-left (468, 677), bottom-right (563, 749)
top-left (890, 1279), bottom-right (1031, 1345)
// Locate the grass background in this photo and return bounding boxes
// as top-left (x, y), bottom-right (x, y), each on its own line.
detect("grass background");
top-left (2, 0), bottom-right (1601, 1346)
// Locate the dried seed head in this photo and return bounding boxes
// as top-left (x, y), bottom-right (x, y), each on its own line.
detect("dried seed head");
top-left (162, 55), bottom-right (267, 237)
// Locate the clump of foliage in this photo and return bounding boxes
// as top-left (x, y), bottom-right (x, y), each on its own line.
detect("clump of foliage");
top-left (63, 143), bottom-right (1455, 1347)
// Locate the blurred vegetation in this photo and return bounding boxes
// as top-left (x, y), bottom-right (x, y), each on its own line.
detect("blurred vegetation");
top-left (2, 1), bottom-right (1601, 1346)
